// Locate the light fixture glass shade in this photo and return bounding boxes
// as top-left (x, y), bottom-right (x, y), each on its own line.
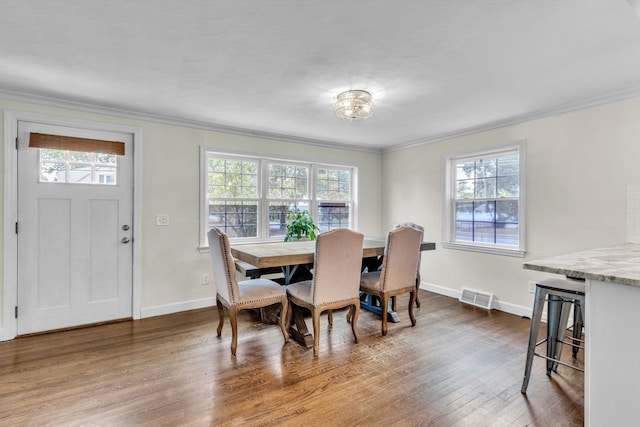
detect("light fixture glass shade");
top-left (334, 90), bottom-right (374, 121)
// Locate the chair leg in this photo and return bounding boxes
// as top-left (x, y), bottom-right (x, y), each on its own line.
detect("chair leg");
top-left (285, 301), bottom-right (293, 331)
top-left (350, 304), bottom-right (360, 344)
top-left (380, 294), bottom-right (389, 336)
top-left (408, 290), bottom-right (417, 327)
top-left (328, 310), bottom-right (333, 326)
top-left (216, 297), bottom-right (225, 337)
top-left (312, 308), bottom-right (321, 357)
top-left (229, 307), bottom-right (239, 356)
top-left (279, 298), bottom-right (290, 343)
top-left (415, 272), bottom-right (422, 308)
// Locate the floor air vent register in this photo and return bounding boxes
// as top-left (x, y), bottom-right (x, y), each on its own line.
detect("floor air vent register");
top-left (459, 288), bottom-right (494, 310)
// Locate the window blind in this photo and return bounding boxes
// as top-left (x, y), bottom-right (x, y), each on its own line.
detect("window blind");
top-left (29, 132), bottom-right (125, 156)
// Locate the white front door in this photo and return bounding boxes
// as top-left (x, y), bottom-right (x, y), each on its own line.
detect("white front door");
top-left (16, 121), bottom-right (133, 335)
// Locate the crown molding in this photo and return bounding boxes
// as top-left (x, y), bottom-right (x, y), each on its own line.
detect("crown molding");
top-left (0, 89), bottom-right (382, 154)
top-left (384, 87), bottom-right (640, 153)
top-left (3, 86), bottom-right (638, 156)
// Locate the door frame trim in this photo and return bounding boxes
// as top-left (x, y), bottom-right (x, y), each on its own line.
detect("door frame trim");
top-left (2, 110), bottom-right (143, 340)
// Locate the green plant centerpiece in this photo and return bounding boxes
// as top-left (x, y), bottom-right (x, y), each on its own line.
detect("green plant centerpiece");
top-left (284, 209), bottom-right (319, 242)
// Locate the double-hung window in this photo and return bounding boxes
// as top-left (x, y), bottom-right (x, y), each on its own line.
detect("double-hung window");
top-left (316, 166), bottom-right (352, 231)
top-left (266, 162), bottom-right (310, 239)
top-left (201, 149), bottom-right (356, 246)
top-left (443, 143), bottom-right (525, 257)
top-left (206, 156), bottom-right (259, 239)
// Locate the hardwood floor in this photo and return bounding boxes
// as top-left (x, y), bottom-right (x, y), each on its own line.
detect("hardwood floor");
top-left (0, 291), bottom-right (583, 426)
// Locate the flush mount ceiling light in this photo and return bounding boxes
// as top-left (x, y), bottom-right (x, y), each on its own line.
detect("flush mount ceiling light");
top-left (334, 90), bottom-right (375, 121)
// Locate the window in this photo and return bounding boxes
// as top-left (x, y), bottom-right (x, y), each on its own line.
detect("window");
top-left (267, 162), bottom-right (310, 239)
top-left (39, 149), bottom-right (118, 185)
top-left (443, 143), bottom-right (525, 257)
top-left (316, 167), bottom-right (352, 231)
top-left (201, 149), bottom-right (356, 246)
top-left (206, 157), bottom-right (259, 238)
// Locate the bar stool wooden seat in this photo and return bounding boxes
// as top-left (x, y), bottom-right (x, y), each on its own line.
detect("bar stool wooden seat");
top-left (521, 278), bottom-right (585, 394)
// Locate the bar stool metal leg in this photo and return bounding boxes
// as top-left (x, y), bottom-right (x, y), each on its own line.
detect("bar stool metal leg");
top-left (572, 301), bottom-right (583, 359)
top-left (546, 293), bottom-right (565, 375)
top-left (521, 286), bottom-right (547, 393)
top-left (552, 297), bottom-right (574, 373)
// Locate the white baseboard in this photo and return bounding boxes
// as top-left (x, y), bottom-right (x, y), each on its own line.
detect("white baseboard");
top-left (0, 299), bottom-right (215, 341)
top-left (492, 299), bottom-right (533, 318)
top-left (420, 282), bottom-right (532, 318)
top-left (421, 282), bottom-right (461, 300)
top-left (0, 286), bottom-right (541, 341)
top-left (140, 297), bottom-right (215, 319)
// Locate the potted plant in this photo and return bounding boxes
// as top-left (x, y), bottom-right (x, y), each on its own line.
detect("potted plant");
top-left (284, 209), bottom-right (319, 242)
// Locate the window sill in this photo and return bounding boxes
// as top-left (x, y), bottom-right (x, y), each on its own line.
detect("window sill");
top-left (441, 241), bottom-right (525, 258)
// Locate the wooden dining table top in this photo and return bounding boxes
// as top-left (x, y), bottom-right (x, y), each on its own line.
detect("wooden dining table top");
top-left (230, 238), bottom-right (436, 268)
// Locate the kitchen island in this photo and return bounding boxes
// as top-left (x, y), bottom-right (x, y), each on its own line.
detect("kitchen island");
top-left (524, 243), bottom-right (640, 427)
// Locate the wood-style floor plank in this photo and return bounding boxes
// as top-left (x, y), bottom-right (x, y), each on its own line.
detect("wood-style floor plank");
top-left (0, 291), bottom-right (583, 426)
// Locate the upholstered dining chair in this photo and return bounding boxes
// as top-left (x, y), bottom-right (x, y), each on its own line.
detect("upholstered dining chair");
top-left (393, 222), bottom-right (424, 308)
top-left (207, 228), bottom-right (289, 356)
top-left (285, 228), bottom-right (364, 356)
top-left (359, 225), bottom-right (422, 336)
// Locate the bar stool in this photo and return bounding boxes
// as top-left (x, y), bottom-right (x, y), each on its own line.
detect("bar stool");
top-left (521, 278), bottom-right (585, 394)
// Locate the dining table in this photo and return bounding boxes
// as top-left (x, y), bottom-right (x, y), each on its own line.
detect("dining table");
top-left (230, 237), bottom-right (436, 347)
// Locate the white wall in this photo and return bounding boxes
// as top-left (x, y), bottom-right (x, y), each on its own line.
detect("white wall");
top-left (0, 98), bottom-right (383, 331)
top-left (382, 96), bottom-right (640, 314)
top-left (627, 184), bottom-right (640, 243)
top-left (2, 96), bottom-right (639, 334)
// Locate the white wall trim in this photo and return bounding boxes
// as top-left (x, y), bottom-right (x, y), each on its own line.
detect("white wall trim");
top-left (491, 298), bottom-right (533, 319)
top-left (2, 111), bottom-right (19, 341)
top-left (140, 297), bottom-right (215, 319)
top-left (2, 110), bottom-right (143, 341)
top-left (420, 281), bottom-right (532, 318)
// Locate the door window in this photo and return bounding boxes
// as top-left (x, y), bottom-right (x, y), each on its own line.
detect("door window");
top-left (39, 149), bottom-right (118, 185)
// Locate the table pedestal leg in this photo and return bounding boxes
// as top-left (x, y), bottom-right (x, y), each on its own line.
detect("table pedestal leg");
top-left (288, 306), bottom-right (314, 348)
top-left (359, 293), bottom-right (400, 323)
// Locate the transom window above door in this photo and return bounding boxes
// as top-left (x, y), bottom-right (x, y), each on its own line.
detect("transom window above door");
top-left (39, 149), bottom-right (118, 185)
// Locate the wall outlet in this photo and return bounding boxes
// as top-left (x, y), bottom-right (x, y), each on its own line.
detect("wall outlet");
top-left (156, 214), bottom-right (170, 226)
top-left (202, 273), bottom-right (210, 285)
top-left (528, 281), bottom-right (536, 294)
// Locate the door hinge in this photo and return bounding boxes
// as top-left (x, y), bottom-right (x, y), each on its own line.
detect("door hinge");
top-left (16, 137), bottom-right (19, 150)
top-left (15, 222), bottom-right (19, 234)
top-left (15, 306), bottom-right (18, 319)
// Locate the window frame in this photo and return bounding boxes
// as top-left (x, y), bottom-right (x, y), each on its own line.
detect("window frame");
top-left (442, 142), bottom-right (526, 257)
top-left (199, 148), bottom-right (357, 249)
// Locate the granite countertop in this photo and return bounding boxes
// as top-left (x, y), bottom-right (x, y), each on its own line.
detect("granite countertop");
top-left (523, 243), bottom-right (640, 287)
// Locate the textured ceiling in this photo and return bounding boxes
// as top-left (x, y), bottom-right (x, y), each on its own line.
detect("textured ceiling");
top-left (1, 0), bottom-right (639, 152)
